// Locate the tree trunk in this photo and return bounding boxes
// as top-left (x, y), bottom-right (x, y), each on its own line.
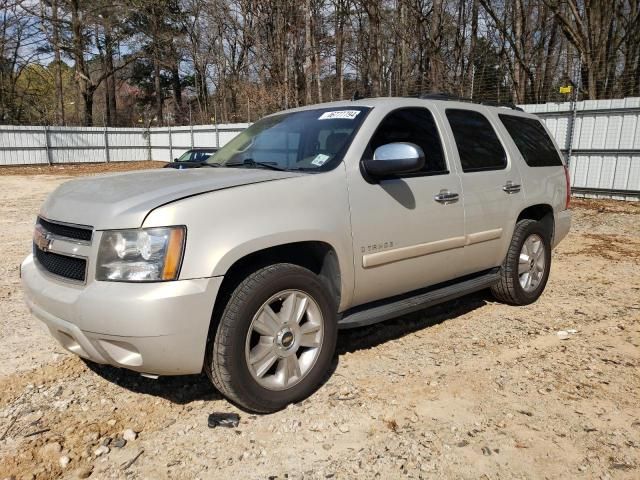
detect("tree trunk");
top-left (541, 16), bottom-right (559, 102)
top-left (104, 28), bottom-right (117, 126)
top-left (51, 0), bottom-right (65, 125)
top-left (284, 47), bottom-right (289, 108)
top-left (69, 0), bottom-right (92, 126)
top-left (334, 0), bottom-right (345, 100)
top-left (153, 52), bottom-right (163, 124)
top-left (312, 9), bottom-right (322, 103)
top-left (513, 0), bottom-right (525, 103)
top-left (399, 0), bottom-right (409, 96)
top-left (469, 0), bottom-right (478, 97)
top-left (82, 87), bottom-right (94, 127)
top-left (430, 0), bottom-right (443, 92)
top-left (293, 21), bottom-right (301, 107)
top-left (365, 1), bottom-right (382, 96)
top-left (171, 65), bottom-right (182, 124)
top-left (304, 0), bottom-right (313, 103)
top-left (453, 0), bottom-right (465, 93)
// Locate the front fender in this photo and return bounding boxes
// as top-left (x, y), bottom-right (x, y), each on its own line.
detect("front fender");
top-left (142, 169), bottom-right (355, 309)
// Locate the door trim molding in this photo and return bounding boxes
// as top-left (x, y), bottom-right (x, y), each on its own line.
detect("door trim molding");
top-left (465, 228), bottom-right (503, 245)
top-left (362, 228), bottom-right (503, 268)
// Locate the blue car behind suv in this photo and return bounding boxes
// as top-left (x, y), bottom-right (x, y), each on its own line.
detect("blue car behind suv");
top-left (165, 148), bottom-right (219, 169)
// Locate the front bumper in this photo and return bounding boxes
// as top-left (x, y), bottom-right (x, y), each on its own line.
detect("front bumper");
top-left (21, 254), bottom-right (222, 375)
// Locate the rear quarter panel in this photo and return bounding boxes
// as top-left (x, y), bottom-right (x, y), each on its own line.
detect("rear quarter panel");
top-left (492, 111), bottom-right (568, 219)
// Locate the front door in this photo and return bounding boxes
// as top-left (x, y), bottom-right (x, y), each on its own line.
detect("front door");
top-left (346, 107), bottom-right (466, 307)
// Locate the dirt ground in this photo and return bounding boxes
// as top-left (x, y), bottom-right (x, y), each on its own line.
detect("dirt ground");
top-left (0, 166), bottom-right (638, 480)
top-left (0, 161), bottom-right (162, 177)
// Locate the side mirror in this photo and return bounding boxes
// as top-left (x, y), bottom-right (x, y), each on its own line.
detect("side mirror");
top-left (362, 142), bottom-right (425, 178)
top-left (173, 158), bottom-right (179, 162)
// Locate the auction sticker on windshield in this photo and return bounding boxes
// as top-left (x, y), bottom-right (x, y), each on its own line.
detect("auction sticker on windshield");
top-left (311, 154), bottom-right (330, 166)
top-left (318, 110), bottom-right (361, 120)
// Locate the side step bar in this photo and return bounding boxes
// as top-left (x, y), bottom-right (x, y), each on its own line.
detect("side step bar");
top-left (338, 268), bottom-right (501, 330)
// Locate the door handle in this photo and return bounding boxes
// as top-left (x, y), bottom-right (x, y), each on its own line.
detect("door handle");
top-left (434, 189), bottom-right (459, 204)
top-left (502, 181), bottom-right (521, 194)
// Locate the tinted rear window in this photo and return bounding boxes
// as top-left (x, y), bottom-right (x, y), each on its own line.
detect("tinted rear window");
top-left (446, 109), bottom-right (507, 172)
top-left (499, 115), bottom-right (563, 167)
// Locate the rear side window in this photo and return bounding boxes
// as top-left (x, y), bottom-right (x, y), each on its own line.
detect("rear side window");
top-left (499, 114), bottom-right (563, 167)
top-left (367, 107), bottom-right (448, 175)
top-left (446, 109), bottom-right (507, 172)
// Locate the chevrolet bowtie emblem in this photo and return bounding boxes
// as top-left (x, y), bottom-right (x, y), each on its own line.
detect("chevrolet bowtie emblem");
top-left (34, 224), bottom-right (53, 252)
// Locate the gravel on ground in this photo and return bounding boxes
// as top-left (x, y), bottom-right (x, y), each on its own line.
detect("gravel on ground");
top-left (0, 167), bottom-right (638, 480)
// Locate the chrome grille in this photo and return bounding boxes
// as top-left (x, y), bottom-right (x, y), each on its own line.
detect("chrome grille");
top-left (37, 217), bottom-right (92, 242)
top-left (33, 244), bottom-right (87, 282)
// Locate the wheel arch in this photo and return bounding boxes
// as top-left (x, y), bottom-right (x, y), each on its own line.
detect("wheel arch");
top-left (209, 241), bottom-right (342, 340)
top-left (517, 203), bottom-right (554, 240)
top-left (223, 241), bottom-right (341, 299)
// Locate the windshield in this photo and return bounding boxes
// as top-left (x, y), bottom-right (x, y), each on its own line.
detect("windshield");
top-left (177, 150), bottom-right (217, 162)
top-left (206, 107), bottom-right (370, 171)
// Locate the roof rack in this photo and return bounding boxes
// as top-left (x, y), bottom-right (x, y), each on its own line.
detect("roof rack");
top-left (417, 92), bottom-right (523, 111)
top-left (419, 92), bottom-right (473, 102)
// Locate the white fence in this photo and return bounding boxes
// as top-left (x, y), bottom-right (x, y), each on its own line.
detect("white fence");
top-left (522, 97), bottom-right (640, 200)
top-left (0, 124), bottom-right (248, 166)
top-left (1, 99), bottom-right (639, 200)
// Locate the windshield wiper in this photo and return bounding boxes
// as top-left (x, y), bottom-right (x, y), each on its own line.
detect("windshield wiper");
top-left (288, 167), bottom-right (320, 172)
top-left (225, 159), bottom-right (288, 171)
top-left (200, 162), bottom-right (221, 167)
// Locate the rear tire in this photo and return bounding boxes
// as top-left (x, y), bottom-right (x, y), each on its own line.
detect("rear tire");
top-left (205, 263), bottom-right (338, 413)
top-left (491, 219), bottom-right (552, 305)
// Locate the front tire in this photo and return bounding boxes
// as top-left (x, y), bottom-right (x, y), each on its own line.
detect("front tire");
top-left (491, 219), bottom-right (552, 305)
top-left (205, 263), bottom-right (338, 413)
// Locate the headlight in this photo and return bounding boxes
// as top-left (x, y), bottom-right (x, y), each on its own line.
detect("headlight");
top-left (96, 226), bottom-right (185, 282)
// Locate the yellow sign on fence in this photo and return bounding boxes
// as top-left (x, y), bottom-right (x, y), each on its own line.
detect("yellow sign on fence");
top-left (559, 85), bottom-right (573, 94)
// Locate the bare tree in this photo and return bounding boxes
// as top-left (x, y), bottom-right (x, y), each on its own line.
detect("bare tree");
top-left (543, 0), bottom-right (638, 99)
top-left (3, 0), bottom-right (640, 126)
top-left (0, 0), bottom-right (46, 123)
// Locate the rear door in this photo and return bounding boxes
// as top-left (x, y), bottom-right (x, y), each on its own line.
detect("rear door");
top-left (441, 107), bottom-right (525, 274)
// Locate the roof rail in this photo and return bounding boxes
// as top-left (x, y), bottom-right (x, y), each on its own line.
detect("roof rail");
top-left (417, 92), bottom-right (524, 111)
top-left (480, 100), bottom-right (524, 112)
top-left (419, 92), bottom-right (473, 102)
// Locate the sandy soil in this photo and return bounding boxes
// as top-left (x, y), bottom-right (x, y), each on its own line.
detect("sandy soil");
top-left (0, 162), bottom-right (163, 177)
top-left (0, 169), bottom-right (638, 480)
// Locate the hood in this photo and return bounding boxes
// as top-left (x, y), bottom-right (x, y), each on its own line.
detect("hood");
top-left (40, 167), bottom-right (301, 229)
